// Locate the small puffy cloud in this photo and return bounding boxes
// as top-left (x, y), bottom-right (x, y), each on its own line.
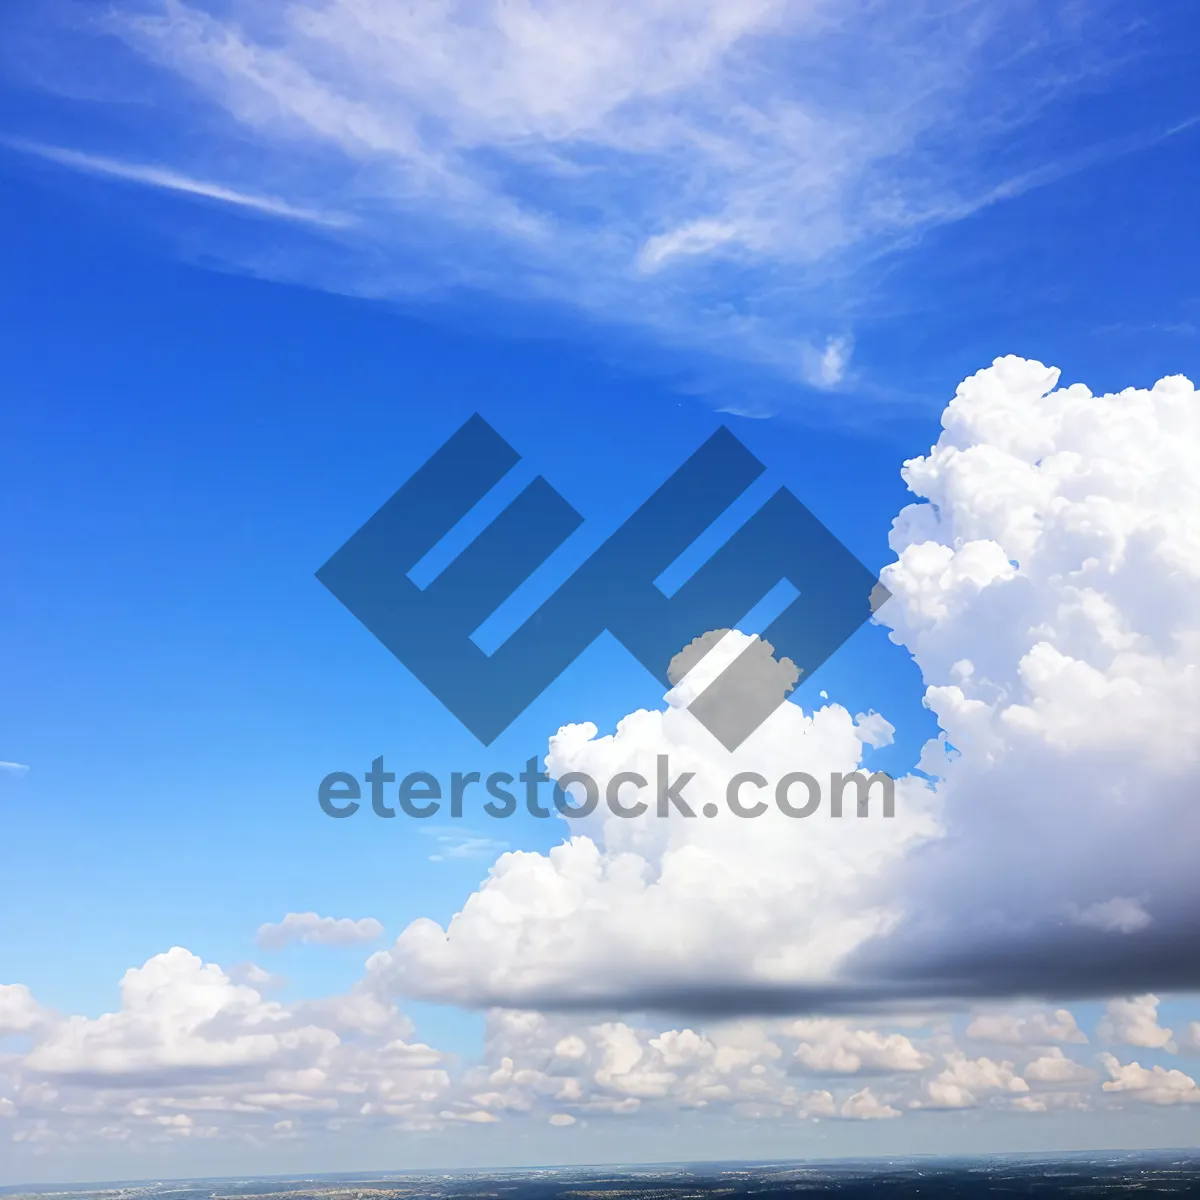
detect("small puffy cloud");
top-left (0, 984), bottom-right (51, 1035)
top-left (1100, 1054), bottom-right (1200, 1105)
top-left (553, 1035), bottom-right (589, 1061)
top-left (801, 335), bottom-right (853, 390)
top-left (0, 761), bottom-right (30, 774)
top-left (839, 1087), bottom-right (900, 1120)
top-left (965, 1008), bottom-right (1087, 1045)
top-left (916, 1053), bottom-right (1028, 1109)
top-left (792, 1089), bottom-right (837, 1118)
top-left (1180, 1021), bottom-right (1200, 1054)
top-left (788, 1020), bottom-right (929, 1074)
top-left (854, 711), bottom-right (895, 750)
top-left (24, 948), bottom-right (338, 1082)
top-left (1023, 1047), bottom-right (1095, 1085)
top-left (1071, 897), bottom-right (1152, 934)
top-left (256, 913), bottom-right (384, 951)
top-left (548, 1112), bottom-right (576, 1126)
top-left (440, 1108), bottom-right (500, 1123)
top-left (472, 1010), bottom-right (796, 1121)
top-left (227, 962), bottom-right (287, 990)
top-left (1098, 995), bottom-right (1175, 1051)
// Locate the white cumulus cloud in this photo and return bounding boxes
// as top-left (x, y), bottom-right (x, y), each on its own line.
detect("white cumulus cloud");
top-left (1097, 995), bottom-right (1175, 1051)
top-left (965, 1009), bottom-right (1087, 1046)
top-left (363, 357), bottom-right (1200, 1014)
top-left (1099, 1054), bottom-right (1200, 1106)
top-left (788, 1019), bottom-right (929, 1074)
top-left (366, 684), bottom-right (938, 1010)
top-left (915, 1053), bottom-right (1029, 1110)
top-left (839, 1087), bottom-right (900, 1120)
top-left (1023, 1047), bottom-right (1095, 1086)
top-left (24, 948), bottom-right (340, 1081)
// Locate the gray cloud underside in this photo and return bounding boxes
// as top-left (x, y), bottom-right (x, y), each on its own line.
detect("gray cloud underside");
top-left (424, 908), bottom-right (1200, 1019)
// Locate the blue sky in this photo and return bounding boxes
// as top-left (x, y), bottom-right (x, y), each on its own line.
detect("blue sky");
top-left (0, 166), bottom-right (930, 1013)
top-left (2, 0), bottom-right (1200, 1184)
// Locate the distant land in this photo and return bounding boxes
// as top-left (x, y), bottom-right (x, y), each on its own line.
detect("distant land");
top-left (5, 1154), bottom-right (1200, 1199)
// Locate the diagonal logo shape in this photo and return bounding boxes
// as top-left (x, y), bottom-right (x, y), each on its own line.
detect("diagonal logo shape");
top-left (317, 415), bottom-right (887, 749)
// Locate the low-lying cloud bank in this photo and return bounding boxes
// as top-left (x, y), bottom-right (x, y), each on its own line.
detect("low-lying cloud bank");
top-left (365, 357), bottom-right (1200, 1014)
top-left (3, 949), bottom-right (1200, 1168)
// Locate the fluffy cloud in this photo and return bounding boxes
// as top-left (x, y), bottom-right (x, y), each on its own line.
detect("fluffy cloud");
top-left (844, 360), bottom-right (1200, 999)
top-left (366, 358), bottom-right (1200, 1014)
top-left (460, 1008), bottom-right (925, 1123)
top-left (367, 684), bottom-right (938, 1011)
top-left (1023, 1048), bottom-right (1095, 1086)
top-left (873, 358), bottom-right (1199, 941)
top-left (1097, 995), bottom-right (1175, 1051)
top-left (839, 1087), bottom-right (900, 1120)
top-left (1071, 897), bottom-right (1153, 935)
top-left (4, 950), bottom-right (1200, 1161)
top-left (25, 948), bottom-right (341, 1081)
top-left (1099, 1054), bottom-right (1200, 1106)
top-left (0, 983), bottom-right (50, 1036)
top-left (257, 912), bottom-right (385, 950)
top-left (4, 948), bottom-right (449, 1149)
top-left (788, 1020), bottom-right (929, 1074)
top-left (965, 1009), bottom-right (1087, 1046)
top-left (915, 1053), bottom-right (1029, 1110)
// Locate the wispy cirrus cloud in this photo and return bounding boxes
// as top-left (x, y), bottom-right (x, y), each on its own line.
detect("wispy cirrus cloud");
top-left (7, 0), bottom-right (1125, 397)
top-left (8, 140), bottom-right (351, 227)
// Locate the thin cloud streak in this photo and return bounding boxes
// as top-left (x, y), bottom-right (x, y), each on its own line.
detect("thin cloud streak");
top-left (7, 139), bottom-right (352, 228)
